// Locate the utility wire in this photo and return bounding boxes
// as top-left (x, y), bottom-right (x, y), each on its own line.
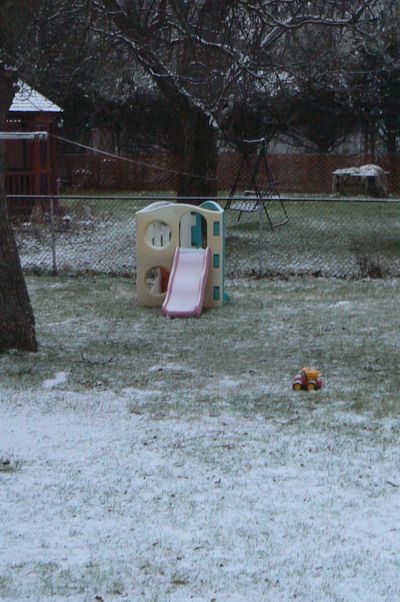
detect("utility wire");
top-left (50, 133), bottom-right (215, 181)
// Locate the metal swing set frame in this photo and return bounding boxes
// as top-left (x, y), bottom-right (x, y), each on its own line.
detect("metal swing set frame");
top-left (225, 138), bottom-right (289, 230)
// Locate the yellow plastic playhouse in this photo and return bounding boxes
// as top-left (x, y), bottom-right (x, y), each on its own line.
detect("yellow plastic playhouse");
top-left (135, 200), bottom-right (226, 317)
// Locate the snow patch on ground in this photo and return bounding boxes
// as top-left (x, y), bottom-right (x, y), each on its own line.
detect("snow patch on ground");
top-left (2, 386), bottom-right (400, 600)
top-left (42, 371), bottom-right (70, 389)
top-left (328, 300), bottom-right (353, 309)
top-left (148, 363), bottom-right (196, 374)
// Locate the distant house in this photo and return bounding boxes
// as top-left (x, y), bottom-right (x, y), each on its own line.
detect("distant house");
top-left (4, 82), bottom-right (62, 211)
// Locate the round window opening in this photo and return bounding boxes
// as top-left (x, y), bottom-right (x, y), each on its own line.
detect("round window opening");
top-left (145, 266), bottom-right (170, 295)
top-left (145, 221), bottom-right (172, 249)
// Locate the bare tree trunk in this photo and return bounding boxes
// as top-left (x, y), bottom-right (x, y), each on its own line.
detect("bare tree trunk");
top-left (177, 107), bottom-right (218, 202)
top-left (99, 0), bottom-right (220, 201)
top-left (0, 70), bottom-right (37, 352)
top-left (385, 114), bottom-right (398, 154)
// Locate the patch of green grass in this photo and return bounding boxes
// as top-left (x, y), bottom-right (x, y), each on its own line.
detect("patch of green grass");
top-left (0, 275), bottom-right (395, 418)
top-left (2, 560), bottom-right (126, 599)
top-left (0, 458), bottom-right (22, 473)
top-left (225, 200), bottom-right (400, 276)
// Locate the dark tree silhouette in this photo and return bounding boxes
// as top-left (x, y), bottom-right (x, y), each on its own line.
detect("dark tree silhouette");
top-left (0, 2), bottom-right (39, 352)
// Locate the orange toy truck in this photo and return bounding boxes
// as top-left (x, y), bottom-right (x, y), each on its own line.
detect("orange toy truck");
top-left (292, 367), bottom-right (322, 391)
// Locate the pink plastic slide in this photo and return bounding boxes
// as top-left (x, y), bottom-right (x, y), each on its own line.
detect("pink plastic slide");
top-left (161, 247), bottom-right (211, 318)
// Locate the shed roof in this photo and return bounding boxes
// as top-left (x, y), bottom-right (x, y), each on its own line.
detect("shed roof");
top-left (9, 81), bottom-right (62, 113)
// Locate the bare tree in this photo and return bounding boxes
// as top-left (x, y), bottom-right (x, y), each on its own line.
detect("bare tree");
top-left (263, 24), bottom-right (358, 152)
top-left (90, 0), bottom-right (377, 197)
top-left (25, 2), bottom-right (180, 156)
top-left (0, 1), bottom-right (41, 352)
top-left (349, 0), bottom-right (400, 153)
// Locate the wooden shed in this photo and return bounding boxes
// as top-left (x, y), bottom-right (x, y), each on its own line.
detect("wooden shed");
top-left (3, 81), bottom-right (62, 213)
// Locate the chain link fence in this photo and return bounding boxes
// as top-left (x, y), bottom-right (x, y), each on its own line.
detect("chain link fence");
top-left (10, 195), bottom-right (400, 279)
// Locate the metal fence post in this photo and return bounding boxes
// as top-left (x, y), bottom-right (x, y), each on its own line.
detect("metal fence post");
top-left (50, 197), bottom-right (58, 275)
top-left (258, 201), bottom-right (264, 274)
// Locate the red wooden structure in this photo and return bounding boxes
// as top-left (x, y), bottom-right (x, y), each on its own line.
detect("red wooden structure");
top-left (3, 82), bottom-right (62, 213)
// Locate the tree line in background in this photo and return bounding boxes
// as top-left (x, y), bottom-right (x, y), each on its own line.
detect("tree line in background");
top-left (27, 2), bottom-right (399, 166)
top-left (0, 0), bottom-right (394, 350)
top-left (20, 0), bottom-right (399, 194)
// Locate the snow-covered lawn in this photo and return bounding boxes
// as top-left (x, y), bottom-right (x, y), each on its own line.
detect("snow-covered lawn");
top-left (2, 276), bottom-right (400, 601)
